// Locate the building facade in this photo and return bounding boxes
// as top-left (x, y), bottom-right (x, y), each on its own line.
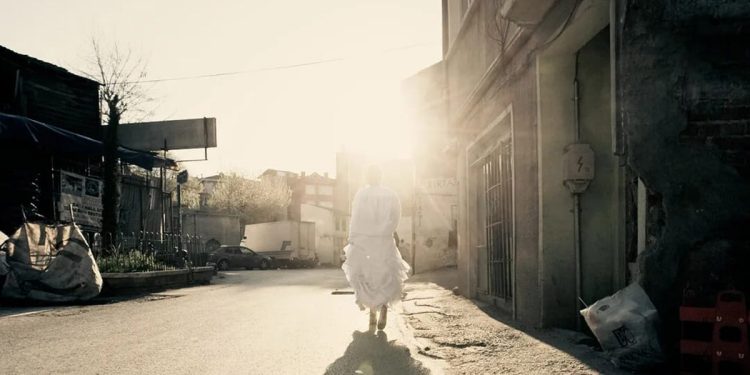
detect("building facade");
top-left (407, 0), bottom-right (750, 338)
top-left (0, 45), bottom-right (101, 235)
top-left (259, 169), bottom-right (335, 220)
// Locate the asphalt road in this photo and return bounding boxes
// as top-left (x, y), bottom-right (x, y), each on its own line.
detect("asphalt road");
top-left (0, 269), bottom-right (438, 374)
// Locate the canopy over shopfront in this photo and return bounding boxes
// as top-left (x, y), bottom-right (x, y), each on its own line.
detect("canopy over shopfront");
top-left (0, 112), bottom-right (176, 170)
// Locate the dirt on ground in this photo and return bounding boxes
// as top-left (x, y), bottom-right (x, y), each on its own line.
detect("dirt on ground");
top-left (399, 268), bottom-right (631, 375)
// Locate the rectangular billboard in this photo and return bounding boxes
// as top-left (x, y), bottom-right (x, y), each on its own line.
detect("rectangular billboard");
top-left (118, 117), bottom-right (217, 151)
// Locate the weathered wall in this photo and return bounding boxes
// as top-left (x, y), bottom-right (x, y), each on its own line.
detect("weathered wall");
top-left (403, 61), bottom-right (453, 181)
top-left (182, 211), bottom-right (242, 249)
top-left (537, 1), bottom-right (617, 328)
top-left (446, 0), bottom-right (619, 328)
top-left (242, 221), bottom-right (296, 251)
top-left (577, 28), bottom-right (622, 306)
top-left (616, 0), bottom-right (750, 344)
top-left (414, 178), bottom-right (458, 273)
top-left (301, 204), bottom-right (336, 265)
top-left (447, 0), bottom-right (541, 325)
top-left (0, 45), bottom-right (100, 139)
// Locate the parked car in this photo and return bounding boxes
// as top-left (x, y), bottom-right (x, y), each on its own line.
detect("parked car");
top-left (207, 246), bottom-right (273, 271)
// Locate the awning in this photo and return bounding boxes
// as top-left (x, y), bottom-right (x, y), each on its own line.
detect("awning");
top-left (0, 113), bottom-right (176, 169)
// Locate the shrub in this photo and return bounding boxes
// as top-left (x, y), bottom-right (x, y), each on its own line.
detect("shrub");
top-left (96, 250), bottom-right (174, 273)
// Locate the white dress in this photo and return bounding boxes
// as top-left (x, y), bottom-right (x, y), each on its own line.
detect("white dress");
top-left (342, 184), bottom-right (411, 310)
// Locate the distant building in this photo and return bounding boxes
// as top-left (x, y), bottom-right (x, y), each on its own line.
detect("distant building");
top-left (259, 168), bottom-right (335, 220)
top-left (301, 203), bottom-right (337, 266)
top-left (296, 172), bottom-right (335, 210)
top-left (258, 168), bottom-right (338, 264)
top-left (198, 174), bottom-right (222, 209)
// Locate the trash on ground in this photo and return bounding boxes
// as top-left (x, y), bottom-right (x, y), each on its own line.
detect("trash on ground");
top-left (580, 282), bottom-right (664, 370)
top-left (1, 222), bottom-right (102, 301)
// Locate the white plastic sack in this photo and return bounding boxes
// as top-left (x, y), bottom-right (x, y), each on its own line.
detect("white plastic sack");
top-left (0, 251), bottom-right (8, 276)
top-left (580, 283), bottom-right (663, 370)
top-left (1, 222), bottom-right (102, 301)
top-left (0, 230), bottom-right (8, 277)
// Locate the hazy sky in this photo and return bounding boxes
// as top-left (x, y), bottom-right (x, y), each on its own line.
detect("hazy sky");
top-left (0, 0), bottom-right (442, 178)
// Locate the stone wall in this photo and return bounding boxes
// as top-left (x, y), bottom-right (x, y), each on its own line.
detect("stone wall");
top-left (616, 0), bottom-right (750, 345)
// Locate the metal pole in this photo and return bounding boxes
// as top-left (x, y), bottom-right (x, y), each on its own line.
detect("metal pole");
top-left (177, 183), bottom-right (182, 250)
top-left (161, 140), bottom-right (167, 240)
top-left (411, 177), bottom-right (417, 275)
top-left (574, 193), bottom-right (582, 331)
top-left (51, 156), bottom-right (57, 222)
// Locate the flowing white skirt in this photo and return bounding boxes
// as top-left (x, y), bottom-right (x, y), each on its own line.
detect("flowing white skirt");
top-left (341, 236), bottom-right (411, 310)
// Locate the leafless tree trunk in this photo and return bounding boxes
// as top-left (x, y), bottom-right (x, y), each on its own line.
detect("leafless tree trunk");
top-left (101, 95), bottom-right (121, 251)
top-left (80, 39), bottom-right (152, 252)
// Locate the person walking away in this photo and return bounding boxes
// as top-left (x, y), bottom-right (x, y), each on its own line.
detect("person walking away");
top-left (341, 165), bottom-right (410, 330)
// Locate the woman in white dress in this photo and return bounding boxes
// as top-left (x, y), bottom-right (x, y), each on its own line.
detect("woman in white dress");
top-left (341, 165), bottom-right (411, 330)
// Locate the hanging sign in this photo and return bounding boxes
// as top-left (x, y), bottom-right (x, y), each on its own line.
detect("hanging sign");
top-left (58, 171), bottom-right (103, 229)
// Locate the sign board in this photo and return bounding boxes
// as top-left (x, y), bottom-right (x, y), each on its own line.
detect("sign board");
top-left (118, 117), bottom-right (217, 151)
top-left (58, 171), bottom-right (103, 229)
top-left (420, 178), bottom-right (458, 195)
top-left (177, 170), bottom-right (189, 184)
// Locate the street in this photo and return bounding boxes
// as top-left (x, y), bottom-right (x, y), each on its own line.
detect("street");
top-left (0, 269), bottom-right (439, 375)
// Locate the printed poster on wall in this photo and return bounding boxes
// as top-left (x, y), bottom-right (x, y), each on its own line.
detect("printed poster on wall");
top-left (58, 170), bottom-right (103, 229)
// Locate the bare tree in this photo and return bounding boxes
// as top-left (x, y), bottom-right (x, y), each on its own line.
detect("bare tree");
top-left (207, 173), bottom-right (292, 224)
top-left (82, 39), bottom-right (153, 124)
top-left (80, 39), bottom-right (152, 251)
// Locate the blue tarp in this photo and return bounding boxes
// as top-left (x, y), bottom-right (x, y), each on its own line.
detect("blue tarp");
top-left (0, 113), bottom-right (175, 169)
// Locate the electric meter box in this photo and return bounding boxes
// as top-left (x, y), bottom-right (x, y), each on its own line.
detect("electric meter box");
top-left (563, 143), bottom-right (595, 183)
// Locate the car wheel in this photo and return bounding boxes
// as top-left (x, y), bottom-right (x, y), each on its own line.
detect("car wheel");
top-left (217, 260), bottom-right (230, 271)
top-left (260, 260), bottom-right (269, 270)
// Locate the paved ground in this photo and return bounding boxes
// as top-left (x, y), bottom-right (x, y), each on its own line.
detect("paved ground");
top-left (402, 268), bottom-right (630, 375)
top-left (0, 268), bottom-right (440, 375)
top-left (0, 267), bottom-right (634, 374)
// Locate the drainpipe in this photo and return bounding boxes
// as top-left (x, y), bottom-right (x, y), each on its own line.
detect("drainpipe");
top-left (573, 55), bottom-right (582, 331)
top-left (563, 54), bottom-right (594, 331)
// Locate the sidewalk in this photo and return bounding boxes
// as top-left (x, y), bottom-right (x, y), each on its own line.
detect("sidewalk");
top-left (399, 267), bottom-right (629, 375)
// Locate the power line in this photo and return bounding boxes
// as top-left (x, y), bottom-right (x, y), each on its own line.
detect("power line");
top-left (124, 42), bottom-right (437, 84)
top-left (129, 56), bottom-right (346, 84)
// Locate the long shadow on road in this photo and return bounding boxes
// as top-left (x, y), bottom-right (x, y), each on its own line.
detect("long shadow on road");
top-left (324, 330), bottom-right (431, 375)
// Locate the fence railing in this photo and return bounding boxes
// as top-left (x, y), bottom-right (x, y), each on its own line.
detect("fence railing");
top-left (94, 231), bottom-right (210, 272)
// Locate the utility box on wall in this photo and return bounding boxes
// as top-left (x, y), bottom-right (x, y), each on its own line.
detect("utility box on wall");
top-left (563, 143), bottom-right (595, 194)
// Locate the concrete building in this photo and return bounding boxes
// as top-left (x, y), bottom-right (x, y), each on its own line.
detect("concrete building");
top-left (300, 203), bottom-right (338, 266)
top-left (296, 172), bottom-right (335, 211)
top-left (259, 168), bottom-right (337, 263)
top-left (259, 169), bottom-right (335, 220)
top-left (406, 0), bottom-right (750, 342)
top-left (413, 178), bottom-right (458, 273)
top-left (198, 174), bottom-right (222, 209)
top-left (403, 56), bottom-right (459, 274)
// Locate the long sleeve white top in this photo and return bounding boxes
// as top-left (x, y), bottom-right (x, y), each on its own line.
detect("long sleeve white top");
top-left (348, 185), bottom-right (401, 239)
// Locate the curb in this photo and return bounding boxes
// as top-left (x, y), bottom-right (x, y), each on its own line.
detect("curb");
top-left (101, 266), bottom-right (214, 295)
top-left (397, 297), bottom-right (447, 374)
